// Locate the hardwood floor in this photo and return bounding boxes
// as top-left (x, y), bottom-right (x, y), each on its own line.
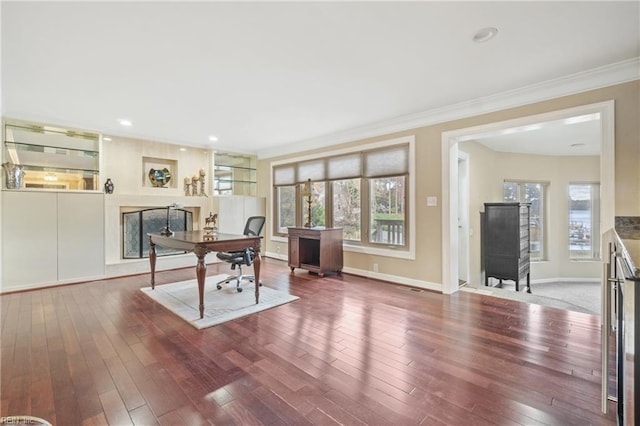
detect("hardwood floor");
top-left (1, 258), bottom-right (616, 425)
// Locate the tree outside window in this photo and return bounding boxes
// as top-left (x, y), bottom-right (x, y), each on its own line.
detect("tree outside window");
top-left (300, 181), bottom-right (325, 227)
top-left (370, 176), bottom-right (405, 245)
top-left (276, 186), bottom-right (296, 233)
top-left (333, 179), bottom-right (361, 241)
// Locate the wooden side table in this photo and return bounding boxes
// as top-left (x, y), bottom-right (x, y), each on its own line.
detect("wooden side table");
top-left (287, 227), bottom-right (343, 276)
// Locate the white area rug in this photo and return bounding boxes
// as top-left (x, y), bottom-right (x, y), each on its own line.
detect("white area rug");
top-left (140, 274), bottom-right (299, 329)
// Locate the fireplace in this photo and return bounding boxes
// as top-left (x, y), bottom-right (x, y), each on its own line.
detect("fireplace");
top-left (122, 207), bottom-right (193, 259)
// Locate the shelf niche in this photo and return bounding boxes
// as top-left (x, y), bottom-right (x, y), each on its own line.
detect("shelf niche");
top-left (142, 156), bottom-right (178, 189)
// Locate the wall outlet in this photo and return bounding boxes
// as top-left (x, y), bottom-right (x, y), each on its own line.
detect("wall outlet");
top-left (427, 196), bottom-right (437, 206)
top-left (372, 263), bottom-right (379, 273)
top-left (276, 245), bottom-right (280, 253)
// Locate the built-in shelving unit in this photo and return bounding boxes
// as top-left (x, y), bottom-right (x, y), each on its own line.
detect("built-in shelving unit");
top-left (213, 151), bottom-right (256, 196)
top-left (3, 120), bottom-right (100, 190)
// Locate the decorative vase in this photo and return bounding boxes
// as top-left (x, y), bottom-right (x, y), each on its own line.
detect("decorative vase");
top-left (2, 162), bottom-right (25, 189)
top-left (104, 178), bottom-right (114, 194)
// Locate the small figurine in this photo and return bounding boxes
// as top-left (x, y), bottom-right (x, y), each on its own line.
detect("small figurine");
top-left (184, 177), bottom-right (191, 196)
top-left (203, 212), bottom-right (218, 236)
top-left (104, 178), bottom-right (114, 194)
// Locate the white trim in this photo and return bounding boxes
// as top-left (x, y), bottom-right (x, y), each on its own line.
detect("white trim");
top-left (340, 266), bottom-right (441, 293)
top-left (530, 277), bottom-right (601, 284)
top-left (0, 274), bottom-right (106, 294)
top-left (441, 101), bottom-right (615, 295)
top-left (258, 58), bottom-right (638, 159)
top-left (263, 252), bottom-right (442, 291)
top-left (269, 135), bottom-right (416, 261)
top-left (265, 251), bottom-right (289, 262)
top-left (457, 150), bottom-right (470, 284)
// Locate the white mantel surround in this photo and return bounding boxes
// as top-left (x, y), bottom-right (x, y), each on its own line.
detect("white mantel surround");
top-left (105, 194), bottom-right (216, 277)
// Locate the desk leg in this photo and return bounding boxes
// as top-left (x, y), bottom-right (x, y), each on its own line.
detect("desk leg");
top-left (149, 237), bottom-right (156, 290)
top-left (194, 246), bottom-right (207, 319)
top-left (253, 251), bottom-right (261, 305)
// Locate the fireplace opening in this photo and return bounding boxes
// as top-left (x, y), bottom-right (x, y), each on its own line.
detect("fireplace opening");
top-left (123, 207), bottom-right (193, 259)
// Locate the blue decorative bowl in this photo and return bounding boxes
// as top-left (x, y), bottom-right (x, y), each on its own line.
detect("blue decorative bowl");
top-left (149, 168), bottom-right (172, 187)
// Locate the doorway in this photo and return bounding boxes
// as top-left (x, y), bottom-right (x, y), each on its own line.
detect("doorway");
top-left (441, 101), bottom-right (615, 296)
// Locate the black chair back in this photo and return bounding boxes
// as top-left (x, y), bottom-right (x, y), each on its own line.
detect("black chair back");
top-left (244, 216), bottom-right (265, 237)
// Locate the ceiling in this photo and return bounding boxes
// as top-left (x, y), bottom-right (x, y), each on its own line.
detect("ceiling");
top-left (2, 2), bottom-right (638, 157)
top-left (471, 113), bottom-right (602, 156)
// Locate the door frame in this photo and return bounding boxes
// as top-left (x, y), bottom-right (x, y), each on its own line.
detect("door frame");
top-left (440, 100), bottom-right (615, 294)
top-left (457, 151), bottom-right (470, 285)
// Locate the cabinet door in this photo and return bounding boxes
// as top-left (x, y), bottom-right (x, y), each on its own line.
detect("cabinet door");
top-left (57, 192), bottom-right (105, 281)
top-left (288, 236), bottom-right (299, 267)
top-left (217, 196), bottom-right (266, 235)
top-left (218, 196), bottom-right (246, 234)
top-left (2, 191), bottom-right (58, 290)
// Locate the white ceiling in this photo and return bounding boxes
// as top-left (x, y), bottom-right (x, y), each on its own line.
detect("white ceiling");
top-left (2, 2), bottom-right (639, 157)
top-left (472, 114), bottom-right (602, 156)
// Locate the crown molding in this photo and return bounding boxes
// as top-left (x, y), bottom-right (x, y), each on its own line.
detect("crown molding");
top-left (257, 57), bottom-right (640, 159)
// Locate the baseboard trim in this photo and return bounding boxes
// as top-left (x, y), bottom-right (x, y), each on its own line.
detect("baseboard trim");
top-left (264, 251), bottom-right (442, 293)
top-left (531, 277), bottom-right (600, 284)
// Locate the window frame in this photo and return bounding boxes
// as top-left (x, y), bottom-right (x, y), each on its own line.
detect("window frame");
top-left (271, 136), bottom-right (415, 260)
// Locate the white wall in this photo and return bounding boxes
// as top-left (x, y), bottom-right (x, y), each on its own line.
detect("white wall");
top-left (101, 135), bottom-right (265, 278)
top-left (460, 141), bottom-right (600, 286)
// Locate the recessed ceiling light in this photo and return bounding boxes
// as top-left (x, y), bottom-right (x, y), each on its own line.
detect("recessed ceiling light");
top-left (103, 137), bottom-right (112, 141)
top-left (118, 119), bottom-right (133, 126)
top-left (209, 135), bottom-right (218, 142)
top-left (473, 27), bottom-right (498, 43)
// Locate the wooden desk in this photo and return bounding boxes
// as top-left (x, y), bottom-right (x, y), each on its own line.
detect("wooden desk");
top-left (148, 231), bottom-right (262, 319)
top-left (288, 227), bottom-right (343, 276)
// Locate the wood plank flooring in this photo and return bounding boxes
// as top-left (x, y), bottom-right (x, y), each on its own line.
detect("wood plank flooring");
top-left (1, 259), bottom-right (616, 425)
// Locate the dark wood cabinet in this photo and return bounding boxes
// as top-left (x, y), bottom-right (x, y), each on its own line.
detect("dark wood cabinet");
top-left (481, 202), bottom-right (531, 292)
top-left (288, 227), bottom-right (343, 277)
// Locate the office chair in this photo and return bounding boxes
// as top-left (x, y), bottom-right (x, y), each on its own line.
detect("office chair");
top-left (216, 216), bottom-right (266, 292)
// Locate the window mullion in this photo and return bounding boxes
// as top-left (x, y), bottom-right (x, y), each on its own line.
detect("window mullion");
top-left (362, 178), bottom-right (370, 245)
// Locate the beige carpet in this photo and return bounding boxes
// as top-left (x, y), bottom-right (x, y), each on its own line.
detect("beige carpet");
top-left (140, 274), bottom-right (299, 329)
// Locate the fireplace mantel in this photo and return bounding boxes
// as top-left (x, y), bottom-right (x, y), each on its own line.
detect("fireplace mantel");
top-left (105, 194), bottom-right (214, 276)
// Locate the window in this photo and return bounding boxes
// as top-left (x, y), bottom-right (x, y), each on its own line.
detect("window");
top-left (276, 186), bottom-right (296, 233)
top-left (569, 183), bottom-right (600, 260)
top-left (370, 176), bottom-right (405, 245)
top-left (333, 178), bottom-right (361, 241)
top-left (272, 139), bottom-right (411, 251)
top-left (504, 181), bottom-right (547, 260)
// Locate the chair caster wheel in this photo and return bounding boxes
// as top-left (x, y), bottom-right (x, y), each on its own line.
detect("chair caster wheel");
top-left (237, 287), bottom-right (243, 293)
top-left (259, 282), bottom-right (263, 287)
top-left (217, 285), bottom-right (222, 290)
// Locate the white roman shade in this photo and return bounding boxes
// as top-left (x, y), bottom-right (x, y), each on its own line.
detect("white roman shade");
top-left (274, 143), bottom-right (409, 184)
top-left (273, 165), bottom-right (295, 186)
top-left (364, 145), bottom-right (409, 178)
top-left (327, 153), bottom-right (362, 180)
top-left (297, 159), bottom-right (326, 182)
